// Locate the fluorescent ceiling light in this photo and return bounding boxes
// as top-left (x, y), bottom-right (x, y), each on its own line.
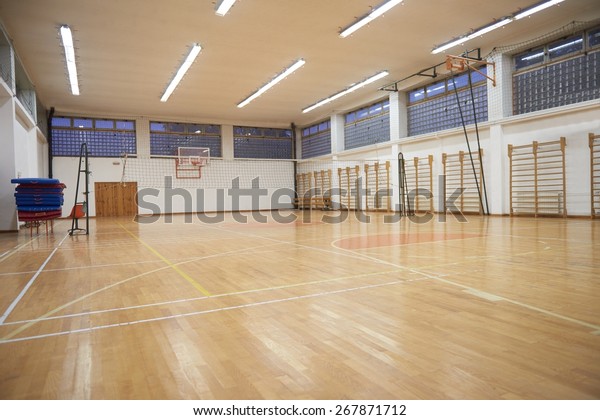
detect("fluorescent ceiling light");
top-left (215, 0), bottom-right (237, 16)
top-left (302, 71), bottom-right (389, 113)
top-left (160, 43), bottom-right (202, 102)
top-left (59, 25), bottom-right (79, 95)
top-left (237, 59), bottom-right (306, 108)
top-left (431, 0), bottom-right (565, 54)
top-left (432, 18), bottom-right (512, 54)
top-left (340, 0), bottom-right (403, 38)
top-left (465, 18), bottom-right (512, 40)
top-left (432, 37), bottom-right (468, 55)
top-left (515, 0), bottom-right (565, 20)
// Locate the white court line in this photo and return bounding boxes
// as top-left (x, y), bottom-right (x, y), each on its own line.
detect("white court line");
top-left (192, 224), bottom-right (600, 333)
top-left (327, 238), bottom-right (600, 332)
top-left (0, 233), bottom-right (69, 325)
top-left (205, 224), bottom-right (394, 266)
top-left (0, 235), bottom-right (41, 263)
top-left (1, 269), bottom-right (405, 326)
top-left (0, 239), bottom-right (302, 339)
top-left (0, 279), bottom-right (407, 344)
top-left (0, 220), bottom-right (71, 257)
top-left (0, 257), bottom-right (196, 277)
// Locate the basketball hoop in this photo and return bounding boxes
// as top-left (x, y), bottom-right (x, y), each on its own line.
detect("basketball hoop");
top-left (175, 147), bottom-right (210, 179)
top-left (189, 157), bottom-right (208, 167)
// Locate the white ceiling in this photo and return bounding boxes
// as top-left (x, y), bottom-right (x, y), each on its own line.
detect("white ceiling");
top-left (0, 0), bottom-right (599, 128)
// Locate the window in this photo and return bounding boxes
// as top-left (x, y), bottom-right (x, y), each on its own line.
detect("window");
top-left (150, 121), bottom-right (222, 157)
top-left (447, 73), bottom-right (468, 91)
top-left (407, 67), bottom-right (488, 137)
top-left (513, 26), bottom-right (600, 115)
top-left (302, 120), bottom-right (331, 158)
top-left (408, 88), bottom-right (425, 103)
top-left (51, 116), bottom-right (136, 157)
top-left (426, 81), bottom-right (446, 98)
top-left (116, 121), bottom-right (135, 131)
top-left (589, 27), bottom-right (600, 48)
top-left (344, 99), bottom-right (390, 150)
top-left (52, 117), bottom-right (71, 127)
top-left (345, 99), bottom-right (389, 125)
top-left (234, 126), bottom-right (293, 159)
top-left (515, 47), bottom-right (545, 71)
top-left (95, 120), bottom-right (114, 130)
top-left (548, 35), bottom-right (583, 60)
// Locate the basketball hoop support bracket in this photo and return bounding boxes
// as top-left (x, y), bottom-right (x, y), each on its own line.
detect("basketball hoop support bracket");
top-left (446, 54), bottom-right (496, 87)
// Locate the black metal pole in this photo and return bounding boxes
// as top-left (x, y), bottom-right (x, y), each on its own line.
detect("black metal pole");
top-left (47, 107), bottom-right (55, 178)
top-left (467, 69), bottom-right (490, 215)
top-left (450, 76), bottom-right (485, 216)
top-left (84, 143), bottom-right (89, 234)
top-left (398, 152), bottom-right (411, 216)
top-left (291, 122), bottom-right (298, 209)
top-left (69, 142), bottom-right (89, 235)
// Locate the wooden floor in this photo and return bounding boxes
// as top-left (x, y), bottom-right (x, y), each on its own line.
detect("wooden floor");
top-left (0, 211), bottom-right (599, 399)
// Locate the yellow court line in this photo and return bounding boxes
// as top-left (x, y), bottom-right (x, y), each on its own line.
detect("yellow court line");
top-left (1, 268), bottom-right (407, 328)
top-left (118, 223), bottom-right (211, 297)
top-left (1, 241), bottom-right (280, 341)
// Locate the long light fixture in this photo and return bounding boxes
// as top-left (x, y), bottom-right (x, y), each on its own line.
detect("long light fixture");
top-left (59, 25), bottom-right (79, 95)
top-left (515, 0), bottom-right (565, 19)
top-left (431, 0), bottom-right (565, 54)
top-left (340, 0), bottom-right (403, 38)
top-left (160, 43), bottom-right (202, 102)
top-left (237, 59), bottom-right (306, 108)
top-left (302, 71), bottom-right (389, 114)
top-left (432, 18), bottom-right (513, 54)
top-left (215, 0), bottom-right (237, 16)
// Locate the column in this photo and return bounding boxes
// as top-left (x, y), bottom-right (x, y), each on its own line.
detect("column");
top-left (330, 113), bottom-right (345, 154)
top-left (487, 51), bottom-right (513, 122)
top-left (388, 91), bottom-right (407, 141)
top-left (221, 124), bottom-right (234, 159)
top-left (0, 96), bottom-right (17, 230)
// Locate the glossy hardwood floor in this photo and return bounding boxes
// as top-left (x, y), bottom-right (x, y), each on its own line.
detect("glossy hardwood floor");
top-left (0, 211), bottom-right (599, 399)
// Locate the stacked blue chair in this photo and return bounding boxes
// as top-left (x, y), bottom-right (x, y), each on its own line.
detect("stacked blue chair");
top-left (11, 178), bottom-right (66, 234)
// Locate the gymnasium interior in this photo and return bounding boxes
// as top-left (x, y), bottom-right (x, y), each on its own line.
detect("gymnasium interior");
top-left (0, 0), bottom-right (599, 400)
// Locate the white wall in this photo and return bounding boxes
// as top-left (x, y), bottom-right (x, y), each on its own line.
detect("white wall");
top-left (0, 96), bottom-right (46, 230)
top-left (13, 117), bottom-right (41, 179)
top-left (498, 105), bottom-right (600, 216)
top-left (0, 94), bottom-right (17, 231)
top-left (17, 100), bottom-right (600, 222)
top-left (54, 145), bottom-right (296, 218)
top-left (312, 93), bottom-right (598, 217)
top-left (388, 101), bottom-right (599, 216)
top-left (53, 157), bottom-right (124, 217)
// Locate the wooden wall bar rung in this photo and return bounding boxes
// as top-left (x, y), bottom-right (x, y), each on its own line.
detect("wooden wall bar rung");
top-left (363, 161), bottom-right (391, 212)
top-left (590, 133), bottom-right (600, 218)
top-left (337, 166), bottom-right (360, 210)
top-left (308, 169), bottom-right (329, 210)
top-left (442, 150), bottom-right (483, 215)
top-left (404, 155), bottom-right (434, 213)
top-left (295, 172), bottom-right (307, 209)
top-left (508, 137), bottom-right (566, 217)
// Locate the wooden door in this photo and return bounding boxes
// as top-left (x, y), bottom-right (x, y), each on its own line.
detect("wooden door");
top-left (95, 182), bottom-right (137, 216)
